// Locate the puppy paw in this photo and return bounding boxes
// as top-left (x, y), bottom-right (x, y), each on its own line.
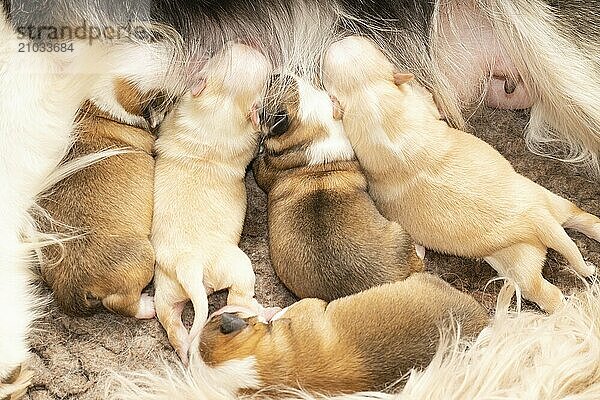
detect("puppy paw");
top-left (259, 306), bottom-right (283, 322)
top-left (135, 293), bottom-right (156, 320)
top-left (538, 286), bottom-right (565, 314)
top-left (0, 365), bottom-right (33, 400)
top-left (227, 293), bottom-right (262, 314)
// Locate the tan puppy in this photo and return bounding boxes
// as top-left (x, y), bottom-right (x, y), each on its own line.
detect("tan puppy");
top-left (39, 79), bottom-right (161, 318)
top-left (322, 36), bottom-right (600, 313)
top-left (253, 74), bottom-right (423, 301)
top-left (152, 43), bottom-right (271, 363)
top-left (197, 273), bottom-right (489, 395)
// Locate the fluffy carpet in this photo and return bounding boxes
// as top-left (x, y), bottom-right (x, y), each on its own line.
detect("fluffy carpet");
top-left (23, 107), bottom-right (599, 399)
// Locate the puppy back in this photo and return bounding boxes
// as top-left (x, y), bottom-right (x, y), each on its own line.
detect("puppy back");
top-left (38, 103), bottom-right (156, 316)
top-left (329, 273), bottom-right (488, 389)
top-left (267, 161), bottom-right (421, 301)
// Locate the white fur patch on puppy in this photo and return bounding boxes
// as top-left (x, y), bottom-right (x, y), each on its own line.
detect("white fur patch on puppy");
top-left (295, 79), bottom-right (354, 166)
top-left (211, 357), bottom-right (262, 392)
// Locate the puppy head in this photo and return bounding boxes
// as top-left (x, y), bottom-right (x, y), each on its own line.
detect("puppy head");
top-left (323, 36), bottom-right (403, 100)
top-left (113, 79), bottom-right (172, 122)
top-left (191, 42), bottom-right (271, 122)
top-left (258, 73), bottom-right (353, 163)
top-left (259, 73), bottom-right (299, 140)
top-left (198, 310), bottom-right (270, 367)
top-left (252, 73), bottom-right (354, 191)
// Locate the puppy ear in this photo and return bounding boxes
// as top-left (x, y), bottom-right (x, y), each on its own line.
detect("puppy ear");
top-left (250, 102), bottom-right (261, 129)
top-left (393, 71), bottom-right (415, 86)
top-left (330, 95), bottom-right (344, 120)
top-left (191, 79), bottom-right (207, 97)
top-left (220, 313), bottom-right (248, 334)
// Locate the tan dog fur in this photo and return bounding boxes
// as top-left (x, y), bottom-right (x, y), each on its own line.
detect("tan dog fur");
top-left (38, 79), bottom-right (160, 318)
top-left (197, 273), bottom-right (489, 395)
top-left (322, 36), bottom-right (600, 313)
top-left (152, 43), bottom-right (271, 364)
top-left (253, 74), bottom-right (423, 301)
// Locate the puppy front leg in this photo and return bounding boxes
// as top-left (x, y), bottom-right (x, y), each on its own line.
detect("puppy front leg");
top-left (485, 243), bottom-right (563, 313)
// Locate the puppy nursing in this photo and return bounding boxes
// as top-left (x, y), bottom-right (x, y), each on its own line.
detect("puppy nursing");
top-left (253, 74), bottom-right (423, 301)
top-left (152, 43), bottom-right (271, 362)
top-left (323, 36), bottom-right (600, 312)
top-left (198, 273), bottom-right (488, 395)
top-left (39, 79), bottom-right (158, 319)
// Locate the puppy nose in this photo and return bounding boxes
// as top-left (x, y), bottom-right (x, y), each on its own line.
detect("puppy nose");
top-left (220, 313), bottom-right (248, 334)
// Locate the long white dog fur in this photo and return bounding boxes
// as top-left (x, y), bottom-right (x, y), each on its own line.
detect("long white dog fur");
top-left (0, 11), bottom-right (173, 397)
top-left (0, 9), bottom-right (104, 395)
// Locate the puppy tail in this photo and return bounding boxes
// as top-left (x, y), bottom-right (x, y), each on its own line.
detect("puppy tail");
top-left (476, 0), bottom-right (600, 175)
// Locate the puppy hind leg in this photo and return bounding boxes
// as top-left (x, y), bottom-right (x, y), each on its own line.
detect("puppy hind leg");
top-left (102, 292), bottom-right (155, 319)
top-left (537, 220), bottom-right (595, 277)
top-left (214, 246), bottom-right (260, 313)
top-left (564, 211), bottom-right (600, 243)
top-left (154, 272), bottom-right (191, 364)
top-left (485, 243), bottom-right (563, 313)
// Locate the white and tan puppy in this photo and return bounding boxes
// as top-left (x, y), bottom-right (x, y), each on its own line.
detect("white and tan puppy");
top-left (323, 36), bottom-right (600, 313)
top-left (197, 273), bottom-right (489, 395)
top-left (152, 43), bottom-right (271, 363)
top-left (253, 73), bottom-right (423, 301)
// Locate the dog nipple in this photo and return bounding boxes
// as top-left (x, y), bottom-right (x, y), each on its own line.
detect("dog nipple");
top-left (503, 78), bottom-right (517, 95)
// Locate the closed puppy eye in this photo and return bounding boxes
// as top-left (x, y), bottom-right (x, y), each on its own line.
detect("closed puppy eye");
top-left (267, 111), bottom-right (290, 137)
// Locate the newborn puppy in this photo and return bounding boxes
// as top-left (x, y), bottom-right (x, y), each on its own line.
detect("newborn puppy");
top-left (198, 273), bottom-right (489, 395)
top-left (39, 79), bottom-right (160, 318)
top-left (152, 43), bottom-right (271, 363)
top-left (323, 36), bottom-right (600, 313)
top-left (253, 74), bottom-right (423, 301)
